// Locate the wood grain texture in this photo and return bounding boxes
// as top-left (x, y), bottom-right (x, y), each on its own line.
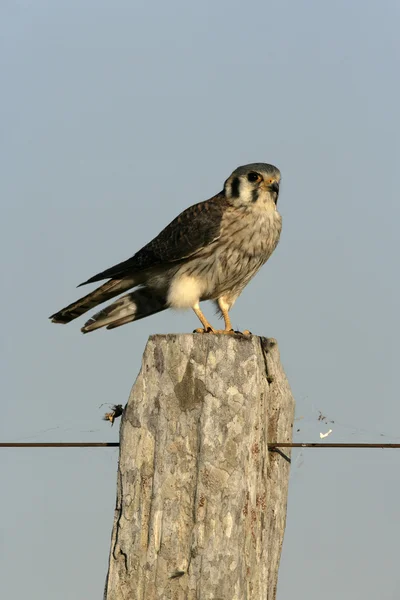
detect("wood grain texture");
top-left (104, 334), bottom-right (294, 600)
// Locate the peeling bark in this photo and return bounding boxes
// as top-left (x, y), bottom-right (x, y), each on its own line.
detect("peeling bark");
top-left (104, 334), bottom-right (295, 600)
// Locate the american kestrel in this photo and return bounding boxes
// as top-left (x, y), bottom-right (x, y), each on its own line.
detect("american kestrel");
top-left (50, 163), bottom-right (282, 334)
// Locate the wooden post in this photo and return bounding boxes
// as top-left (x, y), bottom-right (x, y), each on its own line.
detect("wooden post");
top-left (104, 334), bottom-right (295, 600)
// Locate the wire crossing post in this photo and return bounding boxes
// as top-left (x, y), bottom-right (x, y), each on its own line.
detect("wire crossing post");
top-left (103, 334), bottom-right (295, 600)
top-left (3, 442), bottom-right (400, 449)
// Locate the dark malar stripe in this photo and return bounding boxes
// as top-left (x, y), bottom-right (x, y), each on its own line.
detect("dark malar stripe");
top-left (231, 177), bottom-right (240, 198)
top-left (251, 189), bottom-right (259, 203)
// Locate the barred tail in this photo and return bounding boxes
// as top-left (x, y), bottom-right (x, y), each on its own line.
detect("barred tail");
top-left (81, 288), bottom-right (167, 333)
top-left (50, 277), bottom-right (138, 325)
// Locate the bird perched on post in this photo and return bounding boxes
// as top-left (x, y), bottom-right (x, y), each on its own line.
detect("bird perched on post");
top-left (50, 163), bottom-right (282, 334)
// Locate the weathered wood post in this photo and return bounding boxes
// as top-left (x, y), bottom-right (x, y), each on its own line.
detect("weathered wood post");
top-left (104, 334), bottom-right (294, 600)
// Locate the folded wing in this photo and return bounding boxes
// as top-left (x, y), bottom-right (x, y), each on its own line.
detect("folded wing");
top-left (50, 193), bottom-right (227, 326)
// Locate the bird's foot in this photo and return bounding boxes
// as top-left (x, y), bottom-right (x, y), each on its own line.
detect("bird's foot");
top-left (193, 328), bottom-right (239, 335)
top-left (231, 329), bottom-right (252, 336)
top-left (193, 327), bottom-right (252, 336)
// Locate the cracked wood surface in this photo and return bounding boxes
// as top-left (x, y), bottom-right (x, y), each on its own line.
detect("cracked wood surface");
top-left (104, 334), bottom-right (295, 600)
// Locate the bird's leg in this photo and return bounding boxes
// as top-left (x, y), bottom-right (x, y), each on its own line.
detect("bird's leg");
top-left (193, 299), bottom-right (250, 336)
top-left (193, 298), bottom-right (239, 335)
top-left (217, 297), bottom-right (234, 332)
top-left (218, 297), bottom-right (251, 335)
top-left (193, 303), bottom-right (216, 333)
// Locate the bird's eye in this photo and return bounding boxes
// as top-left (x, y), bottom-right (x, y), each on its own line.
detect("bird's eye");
top-left (247, 172), bottom-right (260, 183)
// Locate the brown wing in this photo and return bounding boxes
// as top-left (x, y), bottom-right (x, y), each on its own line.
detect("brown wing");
top-left (50, 192), bottom-right (228, 326)
top-left (78, 192), bottom-right (228, 286)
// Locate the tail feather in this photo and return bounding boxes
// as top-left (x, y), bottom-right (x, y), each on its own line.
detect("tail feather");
top-left (81, 288), bottom-right (167, 333)
top-left (50, 277), bottom-right (138, 324)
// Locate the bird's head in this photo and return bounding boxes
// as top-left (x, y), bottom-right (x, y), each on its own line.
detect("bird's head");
top-left (224, 163), bottom-right (281, 209)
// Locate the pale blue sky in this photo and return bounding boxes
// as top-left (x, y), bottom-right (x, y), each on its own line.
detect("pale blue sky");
top-left (1, 1), bottom-right (400, 598)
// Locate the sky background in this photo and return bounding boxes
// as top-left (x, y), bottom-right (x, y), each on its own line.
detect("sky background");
top-left (1, 0), bottom-right (400, 598)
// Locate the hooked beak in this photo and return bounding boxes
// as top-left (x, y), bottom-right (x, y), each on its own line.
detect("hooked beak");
top-left (268, 181), bottom-right (280, 194)
top-left (264, 180), bottom-right (279, 204)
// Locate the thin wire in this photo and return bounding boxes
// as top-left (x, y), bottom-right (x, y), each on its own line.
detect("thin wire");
top-left (1, 442), bottom-right (400, 448)
top-left (0, 442), bottom-right (119, 447)
top-left (270, 443), bottom-right (400, 448)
